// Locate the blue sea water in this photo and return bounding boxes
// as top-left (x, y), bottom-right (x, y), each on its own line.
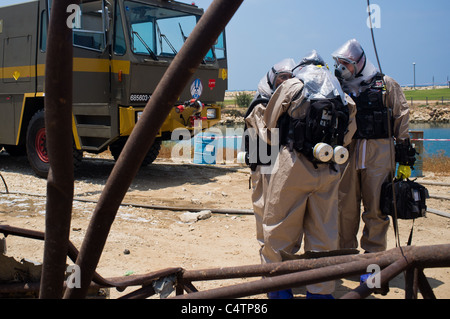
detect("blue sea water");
top-left (410, 123), bottom-right (450, 156)
top-left (213, 123), bottom-right (450, 157)
top-left (171, 123), bottom-right (449, 158)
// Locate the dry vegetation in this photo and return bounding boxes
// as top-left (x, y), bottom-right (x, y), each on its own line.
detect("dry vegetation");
top-left (423, 151), bottom-right (450, 175)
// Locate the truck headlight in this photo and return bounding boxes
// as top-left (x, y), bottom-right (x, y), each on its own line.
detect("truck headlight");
top-left (206, 108), bottom-right (217, 119)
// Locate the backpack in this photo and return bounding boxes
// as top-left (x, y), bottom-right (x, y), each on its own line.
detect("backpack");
top-left (305, 97), bottom-right (349, 149)
top-left (380, 178), bottom-right (429, 220)
top-left (279, 97), bottom-right (349, 164)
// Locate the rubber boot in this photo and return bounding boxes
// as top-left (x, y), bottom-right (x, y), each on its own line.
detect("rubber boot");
top-left (360, 273), bottom-right (389, 296)
top-left (306, 291), bottom-right (334, 299)
top-left (267, 289), bottom-right (293, 299)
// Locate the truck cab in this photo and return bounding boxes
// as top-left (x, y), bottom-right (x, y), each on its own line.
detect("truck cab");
top-left (0, 0), bottom-right (227, 177)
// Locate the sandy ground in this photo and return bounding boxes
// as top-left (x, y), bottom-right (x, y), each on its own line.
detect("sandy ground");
top-left (0, 150), bottom-right (449, 299)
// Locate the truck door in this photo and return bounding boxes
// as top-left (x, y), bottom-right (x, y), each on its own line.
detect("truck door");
top-left (70, 0), bottom-right (113, 152)
top-left (0, 1), bottom-right (39, 145)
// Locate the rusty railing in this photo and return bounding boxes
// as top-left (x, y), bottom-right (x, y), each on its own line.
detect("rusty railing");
top-left (1, 225), bottom-right (449, 299)
top-left (1, 0), bottom-right (449, 300)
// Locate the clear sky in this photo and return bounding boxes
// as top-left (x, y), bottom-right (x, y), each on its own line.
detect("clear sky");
top-left (193, 0), bottom-right (450, 91)
top-left (2, 0), bottom-right (449, 91)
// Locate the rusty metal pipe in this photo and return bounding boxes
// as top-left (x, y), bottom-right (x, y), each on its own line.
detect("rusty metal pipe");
top-left (182, 245), bottom-right (450, 283)
top-left (405, 266), bottom-right (419, 299)
top-left (39, 0), bottom-right (80, 299)
top-left (63, 0), bottom-right (243, 299)
top-left (174, 245), bottom-right (450, 299)
top-left (0, 225), bottom-right (47, 241)
top-left (2, 222), bottom-right (449, 299)
top-left (117, 285), bottom-right (156, 299)
top-left (183, 258), bottom-right (365, 282)
top-left (182, 247), bottom-right (403, 281)
top-left (173, 256), bottom-right (398, 299)
top-left (4, 222), bottom-right (449, 294)
top-left (416, 268), bottom-right (436, 299)
top-left (99, 268), bottom-right (184, 290)
top-left (340, 255), bottom-right (412, 299)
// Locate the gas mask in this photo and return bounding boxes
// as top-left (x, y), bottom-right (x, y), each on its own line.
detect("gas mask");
top-left (334, 63), bottom-right (354, 81)
top-left (332, 39), bottom-right (367, 81)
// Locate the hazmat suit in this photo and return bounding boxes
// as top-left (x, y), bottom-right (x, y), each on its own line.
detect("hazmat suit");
top-left (244, 58), bottom-right (296, 250)
top-left (333, 39), bottom-right (411, 253)
top-left (259, 56), bottom-right (357, 297)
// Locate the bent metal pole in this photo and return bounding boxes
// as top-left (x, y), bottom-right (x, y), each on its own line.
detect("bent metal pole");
top-left (39, 0), bottom-right (80, 299)
top-left (64, 0), bottom-right (244, 299)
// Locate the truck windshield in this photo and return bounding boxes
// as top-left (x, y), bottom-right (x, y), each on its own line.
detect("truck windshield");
top-left (123, 0), bottom-right (223, 61)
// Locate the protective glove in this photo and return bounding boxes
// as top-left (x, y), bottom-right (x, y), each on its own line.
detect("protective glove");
top-left (397, 165), bottom-right (411, 180)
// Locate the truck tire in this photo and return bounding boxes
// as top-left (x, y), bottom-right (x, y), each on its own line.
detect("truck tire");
top-left (26, 111), bottom-right (49, 178)
top-left (110, 138), bottom-right (161, 166)
top-left (142, 139), bottom-right (162, 166)
top-left (26, 110), bottom-right (83, 178)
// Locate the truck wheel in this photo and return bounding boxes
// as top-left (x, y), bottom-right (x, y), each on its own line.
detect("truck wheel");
top-left (142, 139), bottom-right (162, 166)
top-left (26, 111), bottom-right (83, 178)
top-left (110, 138), bottom-right (161, 166)
top-left (26, 111), bottom-right (49, 178)
top-left (73, 147), bottom-right (83, 169)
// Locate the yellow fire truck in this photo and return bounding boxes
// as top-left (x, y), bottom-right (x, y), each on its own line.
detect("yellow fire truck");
top-left (0, 0), bottom-right (226, 177)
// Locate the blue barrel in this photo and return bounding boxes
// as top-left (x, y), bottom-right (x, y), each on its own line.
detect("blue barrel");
top-left (193, 133), bottom-right (217, 164)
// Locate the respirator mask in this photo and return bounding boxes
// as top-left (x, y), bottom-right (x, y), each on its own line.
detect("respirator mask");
top-left (334, 58), bottom-right (356, 81)
top-left (332, 39), bottom-right (367, 81)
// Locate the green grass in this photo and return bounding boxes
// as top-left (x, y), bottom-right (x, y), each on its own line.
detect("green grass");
top-left (403, 88), bottom-right (450, 101)
top-left (223, 88), bottom-right (450, 103)
top-left (223, 99), bottom-right (236, 105)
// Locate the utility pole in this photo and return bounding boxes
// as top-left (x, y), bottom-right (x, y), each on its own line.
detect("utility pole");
top-left (413, 62), bottom-right (416, 89)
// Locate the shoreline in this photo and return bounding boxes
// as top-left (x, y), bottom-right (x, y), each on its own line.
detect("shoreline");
top-left (219, 100), bottom-right (450, 125)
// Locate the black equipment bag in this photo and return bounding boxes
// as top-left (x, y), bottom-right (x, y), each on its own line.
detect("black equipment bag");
top-left (380, 178), bottom-right (429, 220)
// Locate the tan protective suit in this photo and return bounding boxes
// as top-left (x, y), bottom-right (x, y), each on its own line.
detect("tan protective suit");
top-left (259, 77), bottom-right (357, 294)
top-left (338, 75), bottom-right (410, 253)
top-left (244, 58), bottom-right (297, 251)
top-left (245, 103), bottom-right (271, 249)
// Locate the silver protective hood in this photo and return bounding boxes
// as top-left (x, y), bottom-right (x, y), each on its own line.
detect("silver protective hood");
top-left (332, 39), bottom-right (379, 96)
top-left (257, 58), bottom-right (296, 98)
top-left (293, 50), bottom-right (326, 73)
top-left (332, 39), bottom-right (367, 76)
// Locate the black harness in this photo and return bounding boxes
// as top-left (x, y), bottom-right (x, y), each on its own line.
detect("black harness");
top-left (352, 73), bottom-right (393, 139)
